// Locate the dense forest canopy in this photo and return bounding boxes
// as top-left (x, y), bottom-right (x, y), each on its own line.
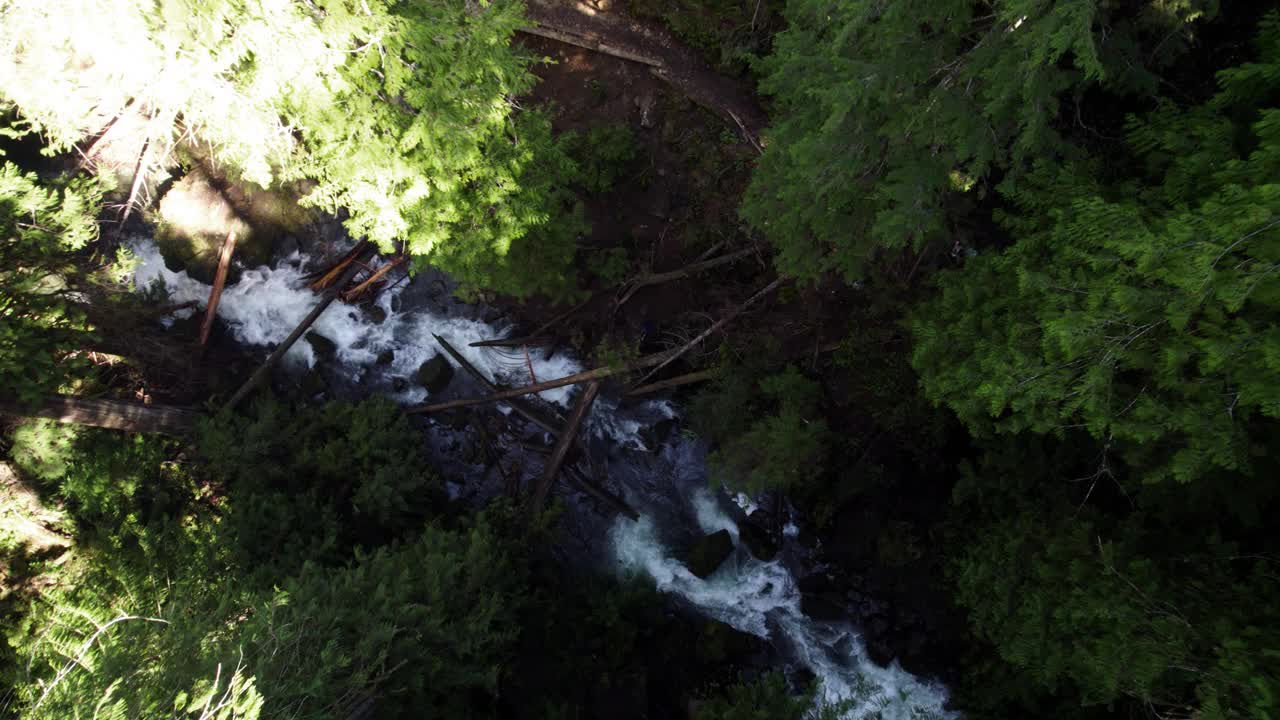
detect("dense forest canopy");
top-left (1, 1), bottom-right (1278, 719)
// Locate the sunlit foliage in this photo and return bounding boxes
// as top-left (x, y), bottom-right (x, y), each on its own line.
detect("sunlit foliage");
top-left (0, 163), bottom-right (102, 405)
top-left (0, 0), bottom-right (583, 297)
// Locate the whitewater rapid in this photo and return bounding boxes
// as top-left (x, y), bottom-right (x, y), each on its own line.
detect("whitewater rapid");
top-left (131, 236), bottom-right (953, 719)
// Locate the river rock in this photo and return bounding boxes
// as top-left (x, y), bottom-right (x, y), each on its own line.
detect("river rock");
top-left (375, 349), bottom-right (395, 366)
top-left (683, 529), bottom-right (734, 579)
top-left (416, 354), bottom-right (455, 393)
top-left (799, 592), bottom-right (848, 622)
top-left (694, 619), bottom-right (765, 666)
top-left (304, 332), bottom-right (338, 361)
top-left (297, 367), bottom-right (328, 400)
top-left (364, 305), bottom-right (388, 324)
top-left (737, 519), bottom-right (777, 562)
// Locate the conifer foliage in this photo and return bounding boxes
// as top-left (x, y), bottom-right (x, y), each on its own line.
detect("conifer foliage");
top-left (744, 0), bottom-right (1213, 281)
top-left (913, 13), bottom-right (1280, 484)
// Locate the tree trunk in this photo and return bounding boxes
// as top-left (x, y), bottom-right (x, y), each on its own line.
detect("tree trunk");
top-left (0, 396), bottom-right (201, 435)
top-left (198, 232), bottom-right (236, 353)
top-left (404, 346), bottom-right (680, 415)
top-left (565, 465), bottom-right (639, 521)
top-left (626, 368), bottom-right (718, 396)
top-left (529, 381), bottom-right (600, 515)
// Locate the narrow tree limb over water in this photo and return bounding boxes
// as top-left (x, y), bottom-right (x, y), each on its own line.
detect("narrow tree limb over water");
top-left (405, 348), bottom-right (679, 414)
top-left (225, 245), bottom-right (372, 410)
top-left (0, 396), bottom-right (200, 435)
top-left (198, 232), bottom-right (236, 353)
top-left (342, 255), bottom-right (406, 302)
top-left (529, 380), bottom-right (601, 515)
top-left (628, 276), bottom-right (785, 390)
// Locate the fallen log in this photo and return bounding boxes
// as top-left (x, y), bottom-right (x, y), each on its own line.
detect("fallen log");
top-left (518, 25), bottom-right (664, 68)
top-left (341, 255), bottom-right (406, 302)
top-left (225, 245), bottom-right (372, 410)
top-left (529, 380), bottom-right (600, 515)
top-left (307, 240), bottom-right (370, 291)
top-left (629, 276), bottom-right (785, 391)
top-left (198, 231), bottom-right (236, 353)
top-left (565, 465), bottom-right (640, 521)
top-left (616, 248), bottom-right (754, 307)
top-left (405, 346), bottom-right (679, 415)
top-left (625, 368), bottom-right (718, 396)
top-left (0, 396), bottom-right (200, 435)
top-left (431, 334), bottom-right (567, 438)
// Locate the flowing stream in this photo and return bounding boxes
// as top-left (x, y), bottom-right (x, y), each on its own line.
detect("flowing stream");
top-left (132, 236), bottom-right (954, 719)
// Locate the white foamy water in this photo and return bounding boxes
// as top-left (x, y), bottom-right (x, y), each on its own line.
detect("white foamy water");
top-left (611, 500), bottom-right (953, 720)
top-left (131, 236), bottom-right (583, 405)
top-left (133, 234), bottom-right (952, 717)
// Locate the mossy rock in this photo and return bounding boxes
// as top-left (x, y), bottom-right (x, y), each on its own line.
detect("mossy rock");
top-left (416, 354), bottom-right (455, 394)
top-left (155, 165), bottom-right (312, 284)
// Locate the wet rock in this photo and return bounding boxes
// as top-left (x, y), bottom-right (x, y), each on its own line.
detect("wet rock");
top-left (304, 332), bottom-right (337, 361)
top-left (799, 592), bottom-right (848, 622)
top-left (866, 636), bottom-right (896, 668)
top-left (365, 305), bottom-right (387, 324)
top-left (416, 353), bottom-right (455, 394)
top-left (391, 377), bottom-right (409, 392)
top-left (640, 417), bottom-right (678, 450)
top-left (684, 529), bottom-right (734, 579)
top-left (737, 519), bottom-right (778, 562)
top-left (298, 367), bottom-right (328, 400)
top-left (375, 349), bottom-right (395, 366)
top-left (695, 619), bottom-right (766, 666)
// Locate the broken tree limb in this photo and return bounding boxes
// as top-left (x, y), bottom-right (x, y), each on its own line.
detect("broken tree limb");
top-left (405, 346), bottom-right (679, 415)
top-left (431, 334), bottom-right (568, 437)
top-left (0, 396), bottom-right (201, 435)
top-left (529, 380), bottom-right (600, 515)
top-left (565, 465), bottom-right (640, 521)
top-left (198, 232), bottom-right (236, 353)
top-left (626, 368), bottom-right (718, 396)
top-left (468, 336), bottom-right (554, 349)
top-left (307, 240), bottom-right (371, 291)
top-left (225, 246), bottom-right (371, 411)
top-left (518, 25), bottom-right (664, 68)
top-left (616, 248), bottom-right (755, 307)
top-left (341, 255), bottom-right (407, 302)
top-left (629, 276), bottom-right (785, 391)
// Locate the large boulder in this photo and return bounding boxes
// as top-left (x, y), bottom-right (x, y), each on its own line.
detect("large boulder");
top-left (155, 165), bottom-right (311, 284)
top-left (737, 519), bottom-right (777, 562)
top-left (304, 332), bottom-right (338, 362)
top-left (683, 529), bottom-right (734, 579)
top-left (416, 353), bottom-right (455, 394)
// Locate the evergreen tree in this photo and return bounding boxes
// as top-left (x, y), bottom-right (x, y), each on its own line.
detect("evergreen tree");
top-left (0, 163), bottom-right (102, 405)
top-left (744, 0), bottom-right (1212, 281)
top-left (912, 12), bottom-right (1280, 484)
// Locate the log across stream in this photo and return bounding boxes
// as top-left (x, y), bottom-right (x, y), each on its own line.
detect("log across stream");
top-left (126, 233), bottom-right (955, 719)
